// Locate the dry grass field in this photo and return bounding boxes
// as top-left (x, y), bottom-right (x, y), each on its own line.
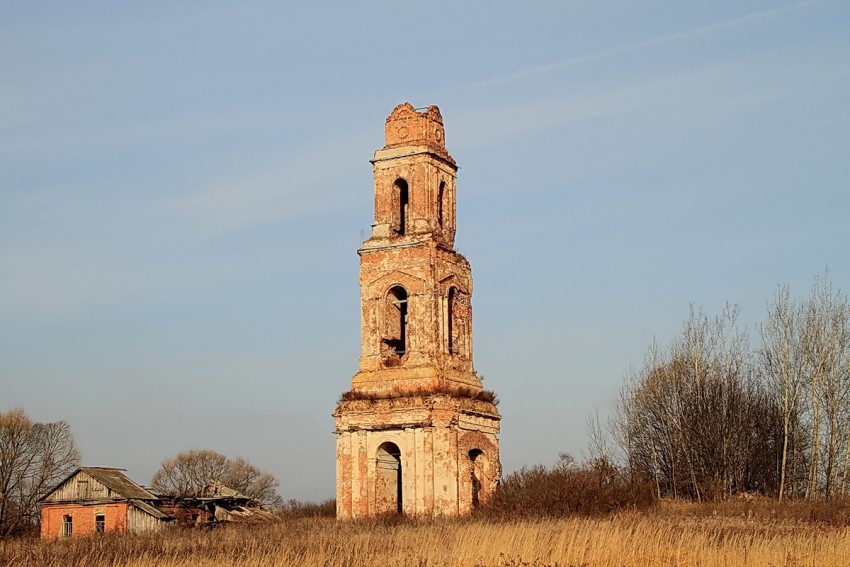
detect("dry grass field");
top-left (2, 501), bottom-right (850, 567)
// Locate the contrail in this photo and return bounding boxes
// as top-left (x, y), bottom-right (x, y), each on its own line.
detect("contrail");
top-left (437, 0), bottom-right (819, 94)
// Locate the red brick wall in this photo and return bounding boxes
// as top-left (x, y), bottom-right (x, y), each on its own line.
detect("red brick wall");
top-left (40, 502), bottom-right (128, 539)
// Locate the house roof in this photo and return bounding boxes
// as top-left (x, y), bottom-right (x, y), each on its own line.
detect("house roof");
top-left (129, 499), bottom-right (172, 520)
top-left (79, 467), bottom-right (158, 500)
top-left (41, 467), bottom-right (158, 503)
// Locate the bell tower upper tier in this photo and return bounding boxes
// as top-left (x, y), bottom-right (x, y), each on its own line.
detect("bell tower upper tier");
top-left (353, 103), bottom-right (478, 395)
top-left (366, 103), bottom-right (458, 250)
top-left (384, 103), bottom-right (451, 158)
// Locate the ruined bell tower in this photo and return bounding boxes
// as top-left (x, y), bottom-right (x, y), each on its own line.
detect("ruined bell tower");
top-left (333, 103), bottom-right (501, 518)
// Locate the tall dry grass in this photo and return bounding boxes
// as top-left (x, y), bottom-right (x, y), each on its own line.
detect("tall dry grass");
top-left (2, 508), bottom-right (849, 567)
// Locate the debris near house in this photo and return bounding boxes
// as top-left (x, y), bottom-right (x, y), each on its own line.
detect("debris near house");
top-left (156, 481), bottom-right (279, 527)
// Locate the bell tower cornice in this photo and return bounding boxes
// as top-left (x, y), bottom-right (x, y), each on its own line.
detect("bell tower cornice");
top-left (371, 147), bottom-right (457, 169)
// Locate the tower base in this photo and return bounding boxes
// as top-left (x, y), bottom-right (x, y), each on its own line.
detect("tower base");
top-left (333, 394), bottom-right (501, 518)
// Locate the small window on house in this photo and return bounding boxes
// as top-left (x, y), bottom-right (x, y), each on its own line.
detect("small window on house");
top-left (392, 179), bottom-right (409, 236)
top-left (62, 515), bottom-right (73, 537)
top-left (95, 513), bottom-right (105, 533)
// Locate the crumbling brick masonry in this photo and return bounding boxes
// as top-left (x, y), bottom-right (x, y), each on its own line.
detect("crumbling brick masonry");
top-left (334, 103), bottom-right (501, 518)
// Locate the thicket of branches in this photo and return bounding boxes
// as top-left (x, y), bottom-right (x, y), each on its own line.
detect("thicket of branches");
top-left (612, 273), bottom-right (849, 501)
top-left (482, 453), bottom-right (656, 517)
top-left (0, 408), bottom-right (80, 536)
top-left (151, 449), bottom-right (283, 509)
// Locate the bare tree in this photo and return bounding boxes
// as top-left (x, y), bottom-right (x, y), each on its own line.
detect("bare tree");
top-left (151, 449), bottom-right (229, 496)
top-left (613, 273), bottom-right (848, 502)
top-left (585, 413), bottom-right (606, 461)
top-left (805, 273), bottom-right (849, 497)
top-left (759, 285), bottom-right (807, 500)
top-left (759, 273), bottom-right (850, 500)
top-left (614, 305), bottom-right (782, 501)
top-left (0, 409), bottom-right (80, 535)
top-left (151, 449), bottom-right (282, 509)
top-left (220, 457), bottom-right (282, 509)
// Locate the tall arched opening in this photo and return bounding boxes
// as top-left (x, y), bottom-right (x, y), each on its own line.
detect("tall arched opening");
top-left (447, 286), bottom-right (457, 354)
top-left (437, 180), bottom-right (445, 231)
top-left (469, 449), bottom-right (486, 509)
top-left (382, 286), bottom-right (408, 365)
top-left (392, 178), bottom-right (409, 236)
top-left (376, 442), bottom-right (403, 514)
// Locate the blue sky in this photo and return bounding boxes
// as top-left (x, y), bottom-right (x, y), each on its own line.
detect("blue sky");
top-left (2, 1), bottom-right (848, 502)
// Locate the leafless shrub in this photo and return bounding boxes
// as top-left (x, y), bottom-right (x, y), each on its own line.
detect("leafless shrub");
top-left (278, 498), bottom-right (336, 518)
top-left (338, 384), bottom-right (499, 405)
top-left (475, 389), bottom-right (499, 404)
top-left (481, 455), bottom-right (657, 518)
top-left (653, 495), bottom-right (850, 527)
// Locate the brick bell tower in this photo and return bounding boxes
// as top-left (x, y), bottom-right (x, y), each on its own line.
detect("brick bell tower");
top-left (333, 103), bottom-right (501, 518)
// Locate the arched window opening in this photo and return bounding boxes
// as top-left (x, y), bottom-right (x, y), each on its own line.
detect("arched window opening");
top-left (469, 449), bottom-right (485, 509)
top-left (382, 286), bottom-right (408, 366)
top-left (376, 442), bottom-right (403, 514)
top-left (392, 179), bottom-right (409, 236)
top-left (447, 287), bottom-right (457, 355)
top-left (437, 181), bottom-right (445, 231)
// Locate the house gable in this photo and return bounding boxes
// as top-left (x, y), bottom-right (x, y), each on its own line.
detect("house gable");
top-left (42, 467), bottom-right (156, 503)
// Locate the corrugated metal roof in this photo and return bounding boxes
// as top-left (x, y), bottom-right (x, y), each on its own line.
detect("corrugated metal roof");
top-left (78, 467), bottom-right (157, 500)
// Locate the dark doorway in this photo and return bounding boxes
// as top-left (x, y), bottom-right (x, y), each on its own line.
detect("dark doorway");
top-left (469, 449), bottom-right (485, 509)
top-left (376, 442), bottom-right (403, 514)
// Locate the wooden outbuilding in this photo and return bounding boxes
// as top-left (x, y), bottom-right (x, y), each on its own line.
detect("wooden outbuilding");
top-left (40, 467), bottom-right (171, 538)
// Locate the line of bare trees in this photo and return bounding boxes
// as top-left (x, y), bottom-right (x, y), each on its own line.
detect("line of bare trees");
top-left (1, 409), bottom-right (286, 535)
top-left (613, 273), bottom-right (850, 501)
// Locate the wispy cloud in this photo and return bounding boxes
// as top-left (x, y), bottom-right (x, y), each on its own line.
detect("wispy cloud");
top-left (0, 107), bottom-right (291, 163)
top-left (438, 1), bottom-right (819, 94)
top-left (451, 54), bottom-right (786, 154)
top-left (0, 242), bottom-right (164, 316)
top-left (172, 130), bottom-right (372, 234)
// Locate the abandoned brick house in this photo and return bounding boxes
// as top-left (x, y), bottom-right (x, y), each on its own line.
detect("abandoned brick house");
top-left (39, 467), bottom-right (273, 538)
top-left (333, 103), bottom-right (501, 518)
top-left (40, 467), bottom-right (171, 538)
